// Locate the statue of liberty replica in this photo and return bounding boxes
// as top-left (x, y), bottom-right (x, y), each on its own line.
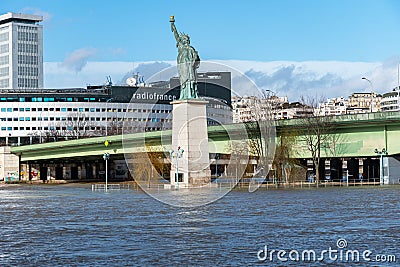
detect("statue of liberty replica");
top-left (170, 16), bottom-right (200, 99)
top-left (168, 16), bottom-right (211, 188)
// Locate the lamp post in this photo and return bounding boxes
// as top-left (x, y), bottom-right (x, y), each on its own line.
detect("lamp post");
top-left (103, 152), bottom-right (110, 192)
top-left (169, 147), bottom-right (184, 188)
top-left (374, 148), bottom-right (387, 186)
top-left (362, 77), bottom-right (373, 113)
top-left (215, 153), bottom-right (220, 178)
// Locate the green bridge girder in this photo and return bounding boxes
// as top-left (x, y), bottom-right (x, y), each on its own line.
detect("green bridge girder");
top-left (11, 111), bottom-right (400, 162)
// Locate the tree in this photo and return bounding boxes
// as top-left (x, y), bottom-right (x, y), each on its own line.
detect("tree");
top-left (225, 140), bottom-right (250, 184)
top-left (128, 144), bottom-right (166, 188)
top-left (298, 96), bottom-right (336, 187)
top-left (247, 92), bottom-right (276, 179)
top-left (30, 113), bottom-right (100, 143)
top-left (273, 129), bottom-right (299, 183)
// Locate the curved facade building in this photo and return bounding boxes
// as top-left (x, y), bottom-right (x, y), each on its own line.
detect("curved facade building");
top-left (0, 72), bottom-right (232, 145)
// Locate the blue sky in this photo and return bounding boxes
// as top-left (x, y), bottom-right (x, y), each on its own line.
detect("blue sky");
top-left (2, 0), bottom-right (400, 62)
top-left (2, 1), bottom-right (400, 100)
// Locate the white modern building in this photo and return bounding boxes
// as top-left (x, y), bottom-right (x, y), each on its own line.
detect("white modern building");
top-left (316, 97), bottom-right (348, 116)
top-left (232, 95), bottom-right (313, 122)
top-left (0, 12), bottom-right (43, 89)
top-left (381, 87), bottom-right (400, 112)
top-left (347, 92), bottom-right (381, 114)
top-left (0, 72), bottom-right (233, 146)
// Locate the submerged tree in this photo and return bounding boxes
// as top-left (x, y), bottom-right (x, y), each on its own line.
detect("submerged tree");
top-left (297, 96), bottom-right (337, 187)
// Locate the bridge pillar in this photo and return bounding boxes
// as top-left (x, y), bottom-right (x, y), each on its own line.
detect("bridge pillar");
top-left (330, 158), bottom-right (343, 181)
top-left (362, 158), bottom-right (379, 182)
top-left (346, 158), bottom-right (359, 181)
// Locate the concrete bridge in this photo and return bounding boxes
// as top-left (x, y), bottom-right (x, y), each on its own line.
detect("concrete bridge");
top-left (4, 111), bottom-right (400, 183)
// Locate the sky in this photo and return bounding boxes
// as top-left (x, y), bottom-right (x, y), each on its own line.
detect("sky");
top-left (2, 0), bottom-right (400, 100)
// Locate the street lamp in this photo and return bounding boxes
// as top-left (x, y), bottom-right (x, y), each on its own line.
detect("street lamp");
top-left (169, 147), bottom-right (184, 188)
top-left (103, 152), bottom-right (110, 192)
top-left (215, 153), bottom-right (220, 178)
top-left (374, 148), bottom-right (387, 186)
top-left (362, 77), bottom-right (373, 113)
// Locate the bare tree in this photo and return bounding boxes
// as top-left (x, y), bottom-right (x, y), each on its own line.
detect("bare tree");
top-left (29, 113), bottom-right (100, 143)
top-left (225, 140), bottom-right (250, 184)
top-left (62, 112), bottom-right (98, 138)
top-left (298, 96), bottom-right (336, 187)
top-left (128, 144), bottom-right (166, 187)
top-left (247, 92), bottom-right (276, 178)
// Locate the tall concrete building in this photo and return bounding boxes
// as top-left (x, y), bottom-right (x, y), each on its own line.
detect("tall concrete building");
top-left (0, 12), bottom-right (43, 89)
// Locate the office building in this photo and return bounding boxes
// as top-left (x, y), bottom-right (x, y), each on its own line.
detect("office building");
top-left (0, 72), bottom-right (232, 145)
top-left (0, 12), bottom-right (43, 89)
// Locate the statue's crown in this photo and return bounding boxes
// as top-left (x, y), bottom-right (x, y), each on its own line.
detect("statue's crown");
top-left (181, 32), bottom-right (190, 40)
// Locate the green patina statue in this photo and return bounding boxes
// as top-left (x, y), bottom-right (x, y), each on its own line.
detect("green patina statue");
top-left (170, 16), bottom-right (200, 100)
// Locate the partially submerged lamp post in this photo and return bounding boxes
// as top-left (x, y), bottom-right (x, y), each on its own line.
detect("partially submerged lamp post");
top-left (374, 148), bottom-right (387, 186)
top-left (169, 146), bottom-right (184, 188)
top-left (103, 140), bottom-right (110, 192)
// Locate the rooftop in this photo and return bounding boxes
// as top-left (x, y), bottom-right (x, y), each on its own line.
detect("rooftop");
top-left (0, 12), bottom-right (43, 24)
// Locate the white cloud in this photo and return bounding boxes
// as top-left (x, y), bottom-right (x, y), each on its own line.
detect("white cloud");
top-left (60, 48), bottom-right (98, 72)
top-left (44, 59), bottom-right (400, 101)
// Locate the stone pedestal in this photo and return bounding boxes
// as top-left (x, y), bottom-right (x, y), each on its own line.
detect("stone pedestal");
top-left (170, 99), bottom-right (211, 187)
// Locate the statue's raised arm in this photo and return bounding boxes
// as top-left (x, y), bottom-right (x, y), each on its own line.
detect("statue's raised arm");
top-left (170, 16), bottom-right (180, 43)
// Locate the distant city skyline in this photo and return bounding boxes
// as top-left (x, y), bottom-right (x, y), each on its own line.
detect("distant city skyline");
top-left (2, 1), bottom-right (400, 100)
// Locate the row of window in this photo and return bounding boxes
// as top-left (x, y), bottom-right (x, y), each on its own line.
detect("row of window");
top-left (0, 117), bottom-right (172, 122)
top-left (0, 44), bottom-right (8, 54)
top-left (18, 42), bottom-right (39, 54)
top-left (17, 31), bottom-right (38, 42)
top-left (0, 26), bottom-right (9, 33)
top-left (0, 55), bottom-right (9, 65)
top-left (1, 126), bottom-right (102, 131)
top-left (18, 66), bottom-right (39, 77)
top-left (0, 126), bottom-right (164, 132)
top-left (0, 32), bottom-right (8, 42)
top-left (0, 107), bottom-right (173, 113)
top-left (0, 66), bottom-right (8, 77)
top-left (17, 55), bottom-right (39, 65)
top-left (0, 96), bottom-right (103, 102)
top-left (0, 78), bottom-right (9, 88)
top-left (17, 78), bottom-right (39, 88)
